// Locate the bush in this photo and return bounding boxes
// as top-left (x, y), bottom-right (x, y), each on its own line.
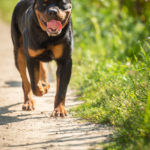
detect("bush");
top-left (71, 0), bottom-right (150, 149)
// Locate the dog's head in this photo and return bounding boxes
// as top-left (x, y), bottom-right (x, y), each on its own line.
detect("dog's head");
top-left (34, 0), bottom-right (72, 36)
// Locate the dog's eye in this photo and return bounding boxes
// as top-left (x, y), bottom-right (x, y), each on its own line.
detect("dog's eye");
top-left (42, 0), bottom-right (48, 7)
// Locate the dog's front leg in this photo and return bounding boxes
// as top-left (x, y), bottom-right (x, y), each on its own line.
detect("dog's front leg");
top-left (51, 58), bottom-right (72, 117)
top-left (26, 58), bottom-right (48, 96)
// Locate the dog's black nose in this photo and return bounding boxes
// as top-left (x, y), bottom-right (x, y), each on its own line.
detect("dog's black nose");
top-left (48, 8), bottom-right (58, 16)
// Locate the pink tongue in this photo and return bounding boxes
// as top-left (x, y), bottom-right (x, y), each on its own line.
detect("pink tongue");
top-left (47, 20), bottom-right (62, 31)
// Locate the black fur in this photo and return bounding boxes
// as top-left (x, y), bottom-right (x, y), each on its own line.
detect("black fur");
top-left (11, 0), bottom-right (73, 114)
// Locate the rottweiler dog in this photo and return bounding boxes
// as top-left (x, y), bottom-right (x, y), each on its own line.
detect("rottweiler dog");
top-left (11, 0), bottom-right (73, 117)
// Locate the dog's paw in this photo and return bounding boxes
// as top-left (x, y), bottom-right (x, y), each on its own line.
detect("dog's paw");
top-left (22, 99), bottom-right (35, 111)
top-left (33, 82), bottom-right (50, 96)
top-left (51, 104), bottom-right (67, 117)
top-left (42, 81), bottom-right (50, 92)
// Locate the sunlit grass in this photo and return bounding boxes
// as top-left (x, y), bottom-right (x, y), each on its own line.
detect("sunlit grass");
top-left (0, 0), bottom-right (18, 22)
top-left (0, 0), bottom-right (150, 149)
top-left (71, 1), bottom-right (150, 150)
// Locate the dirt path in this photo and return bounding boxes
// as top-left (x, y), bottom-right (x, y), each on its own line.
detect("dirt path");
top-left (0, 21), bottom-right (112, 150)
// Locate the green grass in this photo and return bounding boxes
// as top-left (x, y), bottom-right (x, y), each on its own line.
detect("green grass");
top-left (0, 0), bottom-right (18, 22)
top-left (70, 1), bottom-right (150, 149)
top-left (0, 0), bottom-right (150, 149)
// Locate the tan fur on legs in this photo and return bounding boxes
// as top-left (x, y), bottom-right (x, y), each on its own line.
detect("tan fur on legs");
top-left (40, 62), bottom-right (50, 92)
top-left (17, 37), bottom-right (35, 110)
top-left (40, 62), bottom-right (47, 82)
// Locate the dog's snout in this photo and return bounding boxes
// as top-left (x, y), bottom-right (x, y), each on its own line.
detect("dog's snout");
top-left (48, 8), bottom-right (58, 16)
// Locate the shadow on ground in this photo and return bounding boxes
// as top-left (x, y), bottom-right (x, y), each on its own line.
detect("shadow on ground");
top-left (0, 103), bottom-right (45, 125)
top-left (5, 81), bottom-right (22, 87)
top-left (9, 126), bottom-right (111, 149)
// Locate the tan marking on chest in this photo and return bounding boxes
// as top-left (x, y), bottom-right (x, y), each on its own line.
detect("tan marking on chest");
top-left (28, 48), bottom-right (45, 57)
top-left (50, 44), bottom-right (64, 59)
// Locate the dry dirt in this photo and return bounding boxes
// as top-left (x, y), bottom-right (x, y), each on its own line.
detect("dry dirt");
top-left (0, 20), bottom-right (112, 150)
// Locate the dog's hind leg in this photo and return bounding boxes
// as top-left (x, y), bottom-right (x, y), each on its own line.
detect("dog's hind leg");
top-left (13, 37), bottom-right (35, 111)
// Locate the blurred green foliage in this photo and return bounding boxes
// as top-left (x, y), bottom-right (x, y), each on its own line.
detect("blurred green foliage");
top-left (0, 0), bottom-right (18, 22)
top-left (71, 0), bottom-right (150, 149)
top-left (0, 0), bottom-right (150, 149)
